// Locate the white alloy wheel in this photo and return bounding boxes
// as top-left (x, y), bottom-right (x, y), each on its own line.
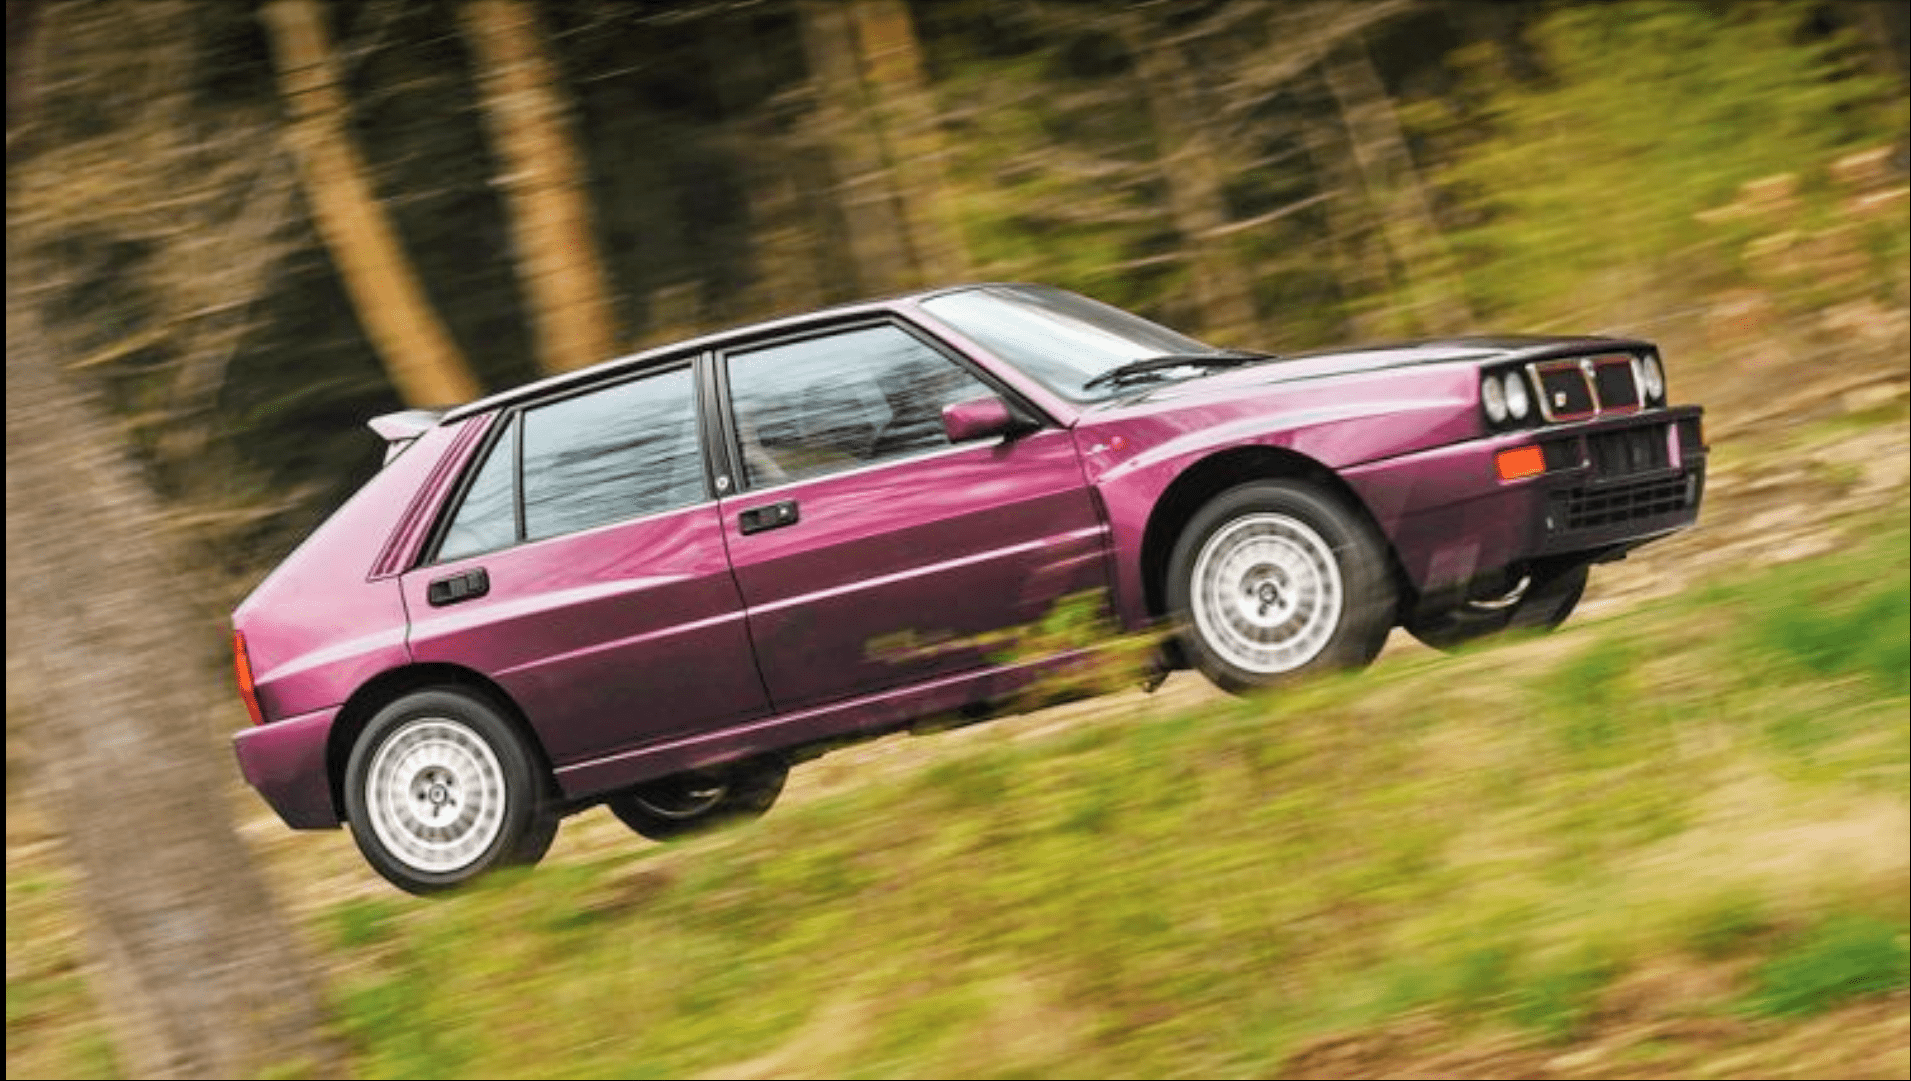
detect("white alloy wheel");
top-left (363, 717), bottom-right (508, 875)
top-left (1189, 512), bottom-right (1345, 675)
top-left (1167, 479), bottom-right (1395, 694)
top-left (344, 688), bottom-right (554, 894)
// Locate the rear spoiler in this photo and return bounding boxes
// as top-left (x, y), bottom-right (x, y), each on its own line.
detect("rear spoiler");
top-left (367, 409), bottom-right (444, 465)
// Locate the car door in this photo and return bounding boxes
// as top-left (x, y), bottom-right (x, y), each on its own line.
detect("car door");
top-left (715, 319), bottom-right (1109, 715)
top-left (401, 360), bottom-right (772, 772)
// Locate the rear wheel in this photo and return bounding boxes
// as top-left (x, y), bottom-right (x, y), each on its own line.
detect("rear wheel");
top-left (344, 689), bottom-right (557, 895)
top-left (606, 756), bottom-right (788, 842)
top-left (1167, 480), bottom-right (1396, 694)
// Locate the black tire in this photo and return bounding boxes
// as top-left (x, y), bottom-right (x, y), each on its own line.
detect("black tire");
top-left (1405, 563), bottom-right (1588, 653)
top-left (606, 757), bottom-right (788, 842)
top-left (1167, 480), bottom-right (1397, 694)
top-left (343, 688), bottom-right (556, 895)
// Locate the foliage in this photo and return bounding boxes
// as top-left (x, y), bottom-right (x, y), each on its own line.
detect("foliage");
top-left (1751, 914), bottom-right (1911, 1017)
top-left (1415, 1), bottom-right (1904, 326)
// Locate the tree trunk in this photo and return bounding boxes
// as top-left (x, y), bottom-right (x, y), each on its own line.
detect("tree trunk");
top-left (700, 12), bottom-right (828, 318)
top-left (5, 265), bottom-right (342, 1081)
top-left (460, 0), bottom-right (620, 373)
top-left (1125, 23), bottom-right (1260, 344)
top-left (259, 0), bottom-right (481, 406)
top-left (848, 0), bottom-right (969, 285)
top-left (1322, 34), bottom-right (1474, 337)
top-left (1305, 118), bottom-right (1403, 340)
top-left (797, 0), bottom-right (916, 294)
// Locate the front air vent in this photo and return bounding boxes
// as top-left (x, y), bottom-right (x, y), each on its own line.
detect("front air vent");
top-left (1588, 425), bottom-right (1671, 477)
top-left (1552, 474), bottom-right (1692, 531)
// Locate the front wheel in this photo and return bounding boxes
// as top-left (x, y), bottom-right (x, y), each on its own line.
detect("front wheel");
top-left (343, 689), bottom-right (557, 895)
top-left (606, 756), bottom-right (789, 842)
top-left (1406, 563), bottom-right (1589, 652)
top-left (1167, 480), bottom-right (1397, 694)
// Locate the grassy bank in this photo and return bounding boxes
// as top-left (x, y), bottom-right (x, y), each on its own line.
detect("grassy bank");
top-left (21, 510), bottom-right (1905, 1079)
top-left (9, 495), bottom-right (1908, 1080)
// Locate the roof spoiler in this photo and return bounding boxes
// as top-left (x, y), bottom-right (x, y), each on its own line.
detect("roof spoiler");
top-left (367, 409), bottom-right (444, 465)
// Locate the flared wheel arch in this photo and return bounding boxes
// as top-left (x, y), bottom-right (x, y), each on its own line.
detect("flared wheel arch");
top-left (326, 663), bottom-right (556, 826)
top-left (1135, 447), bottom-right (1413, 634)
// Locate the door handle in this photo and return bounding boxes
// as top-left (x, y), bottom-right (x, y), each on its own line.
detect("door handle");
top-left (427, 567), bottom-right (489, 606)
top-left (738, 499), bottom-right (800, 535)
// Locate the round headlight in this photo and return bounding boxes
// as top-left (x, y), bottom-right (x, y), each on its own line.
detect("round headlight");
top-left (1640, 353), bottom-right (1665, 403)
top-left (1503, 371), bottom-right (1531, 420)
top-left (1482, 375), bottom-right (1508, 424)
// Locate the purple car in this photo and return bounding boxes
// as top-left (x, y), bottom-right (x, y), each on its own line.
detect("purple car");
top-left (232, 283), bottom-right (1705, 892)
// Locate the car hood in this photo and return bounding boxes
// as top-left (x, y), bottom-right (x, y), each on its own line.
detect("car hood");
top-left (1104, 334), bottom-right (1648, 408)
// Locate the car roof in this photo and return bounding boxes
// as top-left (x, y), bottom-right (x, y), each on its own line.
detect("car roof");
top-left (438, 283), bottom-right (997, 424)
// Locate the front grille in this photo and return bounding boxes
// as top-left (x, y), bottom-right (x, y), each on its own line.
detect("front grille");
top-left (1534, 363), bottom-right (1596, 419)
top-left (1588, 425), bottom-right (1670, 477)
top-left (1592, 361), bottom-right (1639, 409)
top-left (1528, 353), bottom-right (1645, 422)
top-left (1553, 475), bottom-right (1691, 531)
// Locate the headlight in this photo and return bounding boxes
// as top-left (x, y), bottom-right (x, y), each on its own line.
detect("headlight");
top-left (1639, 353), bottom-right (1665, 404)
top-left (1482, 374), bottom-right (1508, 423)
top-left (1503, 371), bottom-right (1531, 420)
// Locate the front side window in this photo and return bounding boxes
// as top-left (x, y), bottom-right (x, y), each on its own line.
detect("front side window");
top-left (726, 324), bottom-right (994, 488)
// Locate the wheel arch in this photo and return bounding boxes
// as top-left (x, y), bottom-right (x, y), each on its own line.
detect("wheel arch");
top-left (326, 663), bottom-right (554, 822)
top-left (1137, 445), bottom-right (1414, 627)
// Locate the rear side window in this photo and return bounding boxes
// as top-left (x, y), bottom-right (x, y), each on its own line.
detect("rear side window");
top-left (521, 364), bottom-right (705, 541)
top-left (438, 415), bottom-right (518, 562)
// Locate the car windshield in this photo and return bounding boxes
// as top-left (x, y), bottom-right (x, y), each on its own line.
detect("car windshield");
top-left (920, 284), bottom-right (1227, 402)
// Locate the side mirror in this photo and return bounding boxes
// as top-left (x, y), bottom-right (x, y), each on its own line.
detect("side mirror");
top-left (942, 395), bottom-right (1036, 444)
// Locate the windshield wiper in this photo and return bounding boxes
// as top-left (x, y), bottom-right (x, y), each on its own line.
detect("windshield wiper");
top-left (1080, 350), bottom-right (1281, 393)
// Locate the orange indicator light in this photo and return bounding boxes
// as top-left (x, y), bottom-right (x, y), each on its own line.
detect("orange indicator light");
top-left (1495, 445), bottom-right (1546, 481)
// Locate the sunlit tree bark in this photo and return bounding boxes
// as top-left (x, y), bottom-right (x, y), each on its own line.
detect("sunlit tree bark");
top-left (849, 0), bottom-right (969, 285)
top-left (1323, 32), bottom-right (1474, 337)
top-left (260, 0), bottom-right (480, 406)
top-left (7, 10), bottom-right (342, 1075)
top-left (798, 0), bottom-right (916, 293)
top-left (1123, 20), bottom-right (1261, 344)
top-left (460, 0), bottom-right (620, 373)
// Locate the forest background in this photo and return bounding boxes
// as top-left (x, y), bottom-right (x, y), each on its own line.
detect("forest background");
top-left (6, 1), bottom-right (1908, 1078)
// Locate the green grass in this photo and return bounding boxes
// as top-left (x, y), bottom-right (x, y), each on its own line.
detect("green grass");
top-left (1751, 914), bottom-right (1910, 1017)
top-left (297, 521), bottom-right (1910, 1078)
top-left (9, 508), bottom-right (1907, 1078)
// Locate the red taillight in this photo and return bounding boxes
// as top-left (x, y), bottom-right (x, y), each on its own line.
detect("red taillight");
top-left (233, 630), bottom-right (264, 726)
top-left (1495, 445), bottom-right (1546, 481)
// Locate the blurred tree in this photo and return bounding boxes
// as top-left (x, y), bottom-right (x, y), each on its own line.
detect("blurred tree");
top-left (5, 2), bottom-right (340, 1075)
top-left (460, 0), bottom-right (620, 372)
top-left (260, 0), bottom-right (480, 407)
top-left (848, 0), bottom-right (971, 284)
top-left (686, 5), bottom-right (833, 320)
top-left (1321, 24), bottom-right (1473, 336)
top-left (1417, 0), bottom-right (1903, 326)
top-left (798, 0), bottom-right (917, 293)
top-left (1119, 6), bottom-right (1262, 343)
